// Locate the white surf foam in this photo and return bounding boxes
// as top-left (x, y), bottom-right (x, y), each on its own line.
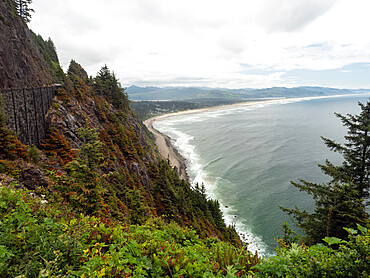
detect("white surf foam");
top-left (153, 119), bottom-right (270, 256)
top-left (151, 93), bottom-right (370, 256)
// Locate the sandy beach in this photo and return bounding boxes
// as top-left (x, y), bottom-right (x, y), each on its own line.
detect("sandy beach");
top-left (144, 116), bottom-right (189, 182)
top-left (143, 100), bottom-right (261, 183)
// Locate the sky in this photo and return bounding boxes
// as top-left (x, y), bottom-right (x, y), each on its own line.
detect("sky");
top-left (29, 0), bottom-right (370, 89)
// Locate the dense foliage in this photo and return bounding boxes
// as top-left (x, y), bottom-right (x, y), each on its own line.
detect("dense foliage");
top-left (1, 183), bottom-right (369, 277)
top-left (0, 183), bottom-right (259, 277)
top-left (255, 226), bottom-right (370, 277)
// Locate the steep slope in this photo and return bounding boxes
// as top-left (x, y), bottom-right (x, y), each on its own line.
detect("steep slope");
top-left (1, 2), bottom-right (369, 277)
top-left (38, 61), bottom-right (239, 243)
top-left (0, 59), bottom-right (240, 241)
top-left (0, 15), bottom-right (240, 242)
top-left (0, 0), bottom-right (56, 88)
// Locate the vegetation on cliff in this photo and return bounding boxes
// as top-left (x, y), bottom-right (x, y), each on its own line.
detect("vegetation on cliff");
top-left (37, 60), bottom-right (241, 245)
top-left (0, 183), bottom-right (259, 277)
top-left (0, 182), bottom-right (368, 277)
top-left (0, 0), bottom-right (369, 276)
top-left (0, 57), bottom-right (245, 276)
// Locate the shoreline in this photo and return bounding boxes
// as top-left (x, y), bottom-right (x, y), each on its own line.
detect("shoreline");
top-left (144, 116), bottom-right (190, 182)
top-left (141, 93), bottom-right (352, 184)
top-left (143, 100), bottom-right (270, 254)
top-left (143, 100), bottom-right (262, 183)
top-left (142, 93), bottom-right (365, 255)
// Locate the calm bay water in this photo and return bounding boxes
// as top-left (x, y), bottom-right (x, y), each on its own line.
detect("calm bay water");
top-left (153, 94), bottom-right (370, 256)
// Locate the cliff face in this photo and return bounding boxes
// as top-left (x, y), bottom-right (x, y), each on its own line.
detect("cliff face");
top-left (44, 81), bottom-right (156, 191)
top-left (0, 60), bottom-right (239, 243)
top-left (0, 1), bottom-right (240, 245)
top-left (0, 1), bottom-right (54, 89)
top-left (1, 85), bottom-right (59, 146)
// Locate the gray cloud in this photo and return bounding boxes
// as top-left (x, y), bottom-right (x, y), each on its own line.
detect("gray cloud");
top-left (130, 0), bottom-right (224, 31)
top-left (257, 0), bottom-right (337, 32)
top-left (127, 76), bottom-right (211, 87)
top-left (29, 0), bottom-right (370, 89)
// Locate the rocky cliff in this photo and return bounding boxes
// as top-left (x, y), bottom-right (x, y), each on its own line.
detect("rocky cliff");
top-left (0, 0), bottom-right (55, 89)
top-left (0, 0), bottom-right (240, 245)
top-left (0, 59), bottom-right (239, 243)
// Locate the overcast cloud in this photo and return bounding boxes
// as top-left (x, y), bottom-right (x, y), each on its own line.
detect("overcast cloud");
top-left (29, 0), bottom-right (370, 89)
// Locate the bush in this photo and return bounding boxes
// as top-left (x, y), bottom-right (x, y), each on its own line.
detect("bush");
top-left (0, 183), bottom-right (258, 277)
top-left (28, 145), bottom-right (39, 164)
top-left (254, 225), bottom-right (370, 277)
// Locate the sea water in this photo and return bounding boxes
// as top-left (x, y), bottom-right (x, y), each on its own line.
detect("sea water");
top-left (153, 93), bottom-right (370, 256)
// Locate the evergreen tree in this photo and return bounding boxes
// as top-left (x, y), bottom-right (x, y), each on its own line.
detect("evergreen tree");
top-left (94, 65), bottom-right (129, 110)
top-left (282, 100), bottom-right (370, 245)
top-left (62, 127), bottom-right (107, 215)
top-left (14, 0), bottom-right (34, 23)
top-left (281, 181), bottom-right (367, 245)
top-left (94, 65), bottom-right (111, 95)
top-left (320, 100), bottom-right (370, 199)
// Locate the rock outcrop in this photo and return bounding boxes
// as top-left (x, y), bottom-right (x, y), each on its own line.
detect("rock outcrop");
top-left (0, 0), bottom-right (54, 89)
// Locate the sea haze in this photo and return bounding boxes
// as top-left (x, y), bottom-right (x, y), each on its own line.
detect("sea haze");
top-left (153, 93), bottom-right (370, 256)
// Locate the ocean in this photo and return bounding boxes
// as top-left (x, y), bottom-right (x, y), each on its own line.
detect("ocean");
top-left (153, 93), bottom-right (370, 256)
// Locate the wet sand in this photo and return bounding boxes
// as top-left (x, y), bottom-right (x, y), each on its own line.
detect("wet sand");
top-left (144, 116), bottom-right (189, 182)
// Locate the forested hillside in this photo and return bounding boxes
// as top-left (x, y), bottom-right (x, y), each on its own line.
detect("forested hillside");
top-left (0, 0), bottom-right (369, 277)
top-left (0, 60), bottom-right (247, 276)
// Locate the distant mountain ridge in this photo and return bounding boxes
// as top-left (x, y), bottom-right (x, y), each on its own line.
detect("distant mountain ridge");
top-left (126, 85), bottom-right (368, 101)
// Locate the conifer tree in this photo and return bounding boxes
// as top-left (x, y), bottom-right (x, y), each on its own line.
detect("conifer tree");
top-left (282, 100), bottom-right (370, 245)
top-left (281, 181), bottom-right (367, 245)
top-left (94, 65), bottom-right (129, 110)
top-left (14, 0), bottom-right (34, 23)
top-left (320, 100), bottom-right (370, 199)
top-left (63, 127), bottom-right (107, 215)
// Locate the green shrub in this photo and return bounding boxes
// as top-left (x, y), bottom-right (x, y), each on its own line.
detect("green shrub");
top-left (28, 145), bottom-right (39, 164)
top-left (0, 183), bottom-right (84, 277)
top-left (0, 183), bottom-right (258, 277)
top-left (254, 225), bottom-right (370, 277)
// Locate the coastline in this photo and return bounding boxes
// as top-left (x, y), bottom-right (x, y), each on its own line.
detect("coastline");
top-left (144, 116), bottom-right (189, 182)
top-left (142, 93), bottom-right (365, 256)
top-left (142, 94), bottom-right (370, 256)
top-left (143, 100), bottom-right (264, 183)
top-left (141, 94), bottom-right (338, 184)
